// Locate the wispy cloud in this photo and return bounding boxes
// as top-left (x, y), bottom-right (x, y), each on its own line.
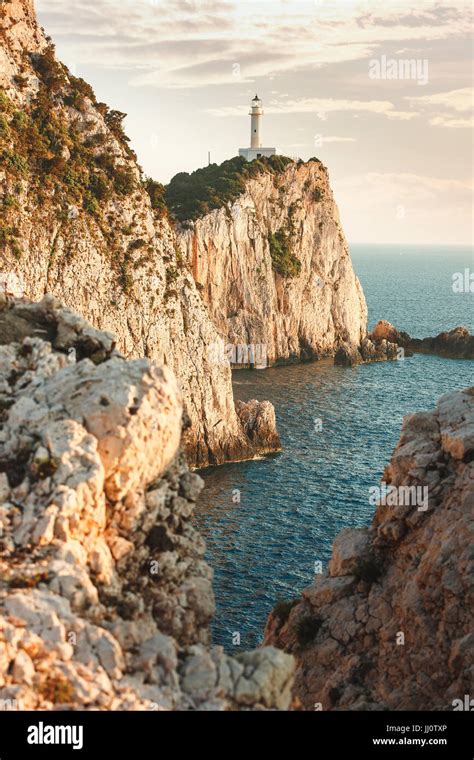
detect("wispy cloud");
top-left (208, 97), bottom-right (419, 121)
top-left (334, 172), bottom-right (473, 244)
top-left (35, 0), bottom-right (473, 242)
top-left (37, 0), bottom-right (472, 87)
top-left (406, 87), bottom-right (473, 128)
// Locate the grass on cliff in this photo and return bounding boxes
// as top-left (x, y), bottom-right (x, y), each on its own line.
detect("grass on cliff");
top-left (165, 154), bottom-right (295, 222)
top-left (0, 46), bottom-right (145, 289)
top-left (0, 45), bottom-right (137, 221)
top-left (268, 228), bottom-right (302, 278)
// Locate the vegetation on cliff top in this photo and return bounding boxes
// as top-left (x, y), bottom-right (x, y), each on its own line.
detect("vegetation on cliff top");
top-left (165, 154), bottom-right (295, 222)
top-left (0, 45), bottom-right (137, 224)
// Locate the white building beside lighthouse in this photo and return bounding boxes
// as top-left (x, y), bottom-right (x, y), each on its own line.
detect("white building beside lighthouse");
top-left (239, 95), bottom-right (276, 162)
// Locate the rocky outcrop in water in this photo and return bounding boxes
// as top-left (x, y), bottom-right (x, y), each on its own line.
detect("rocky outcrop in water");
top-left (264, 387), bottom-right (474, 710)
top-left (372, 321), bottom-right (474, 360)
top-left (177, 161), bottom-right (367, 367)
top-left (334, 336), bottom-right (401, 367)
top-left (0, 0), bottom-right (279, 468)
top-left (0, 296), bottom-right (294, 710)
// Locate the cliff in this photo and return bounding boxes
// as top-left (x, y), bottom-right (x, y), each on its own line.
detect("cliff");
top-left (0, 295), bottom-right (294, 710)
top-left (177, 160), bottom-right (367, 366)
top-left (0, 0), bottom-right (279, 467)
top-left (264, 387), bottom-right (474, 710)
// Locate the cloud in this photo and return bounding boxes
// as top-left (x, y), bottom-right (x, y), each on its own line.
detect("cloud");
top-left (36, 0), bottom-right (472, 88)
top-left (406, 87), bottom-right (473, 128)
top-left (208, 97), bottom-right (419, 121)
top-left (356, 6), bottom-right (465, 30)
top-left (320, 136), bottom-right (357, 144)
top-left (428, 114), bottom-right (474, 128)
top-left (335, 172), bottom-right (472, 201)
top-left (333, 172), bottom-right (473, 244)
top-left (407, 87), bottom-right (473, 112)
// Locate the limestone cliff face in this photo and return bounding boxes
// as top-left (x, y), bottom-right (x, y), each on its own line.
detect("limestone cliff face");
top-left (178, 161), bottom-right (367, 365)
top-left (264, 388), bottom-right (474, 710)
top-left (0, 0), bottom-right (278, 467)
top-left (0, 296), bottom-right (294, 710)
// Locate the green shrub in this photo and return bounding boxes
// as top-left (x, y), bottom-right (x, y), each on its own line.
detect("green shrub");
top-left (268, 229), bottom-right (301, 278)
top-left (11, 241), bottom-right (22, 259)
top-left (2, 194), bottom-right (17, 210)
top-left (63, 89), bottom-right (87, 112)
top-left (84, 132), bottom-right (107, 148)
top-left (113, 166), bottom-right (135, 195)
top-left (273, 597), bottom-right (299, 623)
top-left (1, 149), bottom-right (28, 174)
top-left (13, 74), bottom-right (28, 90)
top-left (67, 75), bottom-right (96, 102)
top-left (88, 171), bottom-right (111, 201)
top-left (83, 193), bottom-right (99, 215)
top-left (0, 222), bottom-right (22, 258)
top-left (144, 177), bottom-right (168, 217)
top-left (128, 238), bottom-right (147, 251)
top-left (118, 260), bottom-right (133, 293)
top-left (30, 47), bottom-right (67, 93)
top-left (0, 91), bottom-right (13, 114)
top-left (166, 154), bottom-right (295, 222)
top-left (296, 614), bottom-right (323, 648)
top-left (104, 109), bottom-right (131, 149)
top-left (353, 554), bottom-right (385, 585)
top-left (166, 266), bottom-right (179, 285)
top-left (11, 111), bottom-right (29, 131)
top-left (0, 115), bottom-right (10, 138)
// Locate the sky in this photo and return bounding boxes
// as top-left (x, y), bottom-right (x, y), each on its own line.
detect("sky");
top-left (35, 0), bottom-right (473, 245)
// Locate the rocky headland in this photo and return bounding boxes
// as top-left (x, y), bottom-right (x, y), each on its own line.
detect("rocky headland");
top-left (176, 159), bottom-right (367, 367)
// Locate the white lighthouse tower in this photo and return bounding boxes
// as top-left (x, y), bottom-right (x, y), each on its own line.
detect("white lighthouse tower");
top-left (239, 95), bottom-right (276, 162)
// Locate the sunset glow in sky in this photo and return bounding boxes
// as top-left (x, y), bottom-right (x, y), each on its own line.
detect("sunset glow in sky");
top-left (36, 0), bottom-right (473, 244)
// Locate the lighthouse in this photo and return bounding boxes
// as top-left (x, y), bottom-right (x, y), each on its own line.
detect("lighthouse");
top-left (239, 95), bottom-right (276, 162)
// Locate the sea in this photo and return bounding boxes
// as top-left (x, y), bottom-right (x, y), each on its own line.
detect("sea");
top-left (194, 244), bottom-right (473, 651)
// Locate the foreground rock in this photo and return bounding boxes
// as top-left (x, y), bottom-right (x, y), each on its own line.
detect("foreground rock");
top-left (264, 388), bottom-right (474, 710)
top-left (371, 321), bottom-right (474, 360)
top-left (0, 297), bottom-right (294, 710)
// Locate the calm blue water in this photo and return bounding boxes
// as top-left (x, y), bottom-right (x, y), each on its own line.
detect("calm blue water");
top-left (195, 245), bottom-right (473, 651)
